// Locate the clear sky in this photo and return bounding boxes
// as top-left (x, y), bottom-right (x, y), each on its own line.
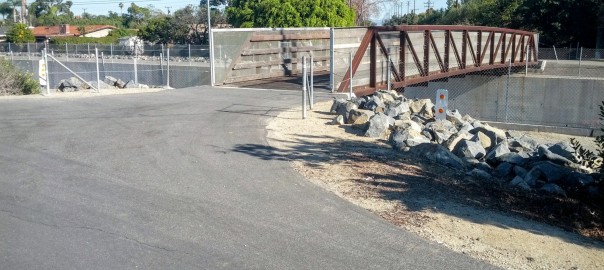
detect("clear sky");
top-left (71, 0), bottom-right (448, 25)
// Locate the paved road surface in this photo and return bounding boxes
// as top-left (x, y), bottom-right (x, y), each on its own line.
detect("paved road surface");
top-left (0, 87), bottom-right (498, 269)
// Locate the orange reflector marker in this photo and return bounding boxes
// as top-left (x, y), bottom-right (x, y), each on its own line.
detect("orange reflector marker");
top-left (438, 108), bottom-right (444, 114)
top-left (440, 94), bottom-right (445, 100)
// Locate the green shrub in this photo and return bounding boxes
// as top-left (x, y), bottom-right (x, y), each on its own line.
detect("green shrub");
top-left (0, 58), bottom-right (40, 95)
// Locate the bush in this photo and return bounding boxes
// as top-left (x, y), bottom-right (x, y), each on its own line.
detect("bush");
top-left (0, 58), bottom-right (40, 95)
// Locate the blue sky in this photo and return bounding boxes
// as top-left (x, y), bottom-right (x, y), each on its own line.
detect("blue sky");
top-left (74, 0), bottom-right (448, 25)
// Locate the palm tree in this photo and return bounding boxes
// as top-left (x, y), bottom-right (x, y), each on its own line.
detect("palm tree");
top-left (119, 2), bottom-right (124, 15)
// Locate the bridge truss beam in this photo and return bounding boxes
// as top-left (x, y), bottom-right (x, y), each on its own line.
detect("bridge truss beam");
top-left (337, 25), bottom-right (539, 96)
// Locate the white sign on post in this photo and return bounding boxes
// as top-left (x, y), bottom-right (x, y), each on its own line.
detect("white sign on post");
top-left (435, 89), bottom-right (448, 121)
top-left (38, 59), bottom-right (47, 86)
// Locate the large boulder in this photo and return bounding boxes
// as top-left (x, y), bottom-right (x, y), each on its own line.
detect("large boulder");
top-left (410, 99), bottom-right (434, 118)
top-left (498, 152), bottom-right (530, 166)
top-left (394, 120), bottom-right (423, 133)
top-left (384, 101), bottom-right (411, 117)
top-left (455, 139), bottom-right (487, 159)
top-left (537, 145), bottom-right (575, 167)
top-left (390, 128), bottom-right (430, 150)
top-left (365, 113), bottom-right (395, 138)
top-left (446, 109), bottom-right (465, 126)
top-left (485, 141), bottom-right (511, 164)
top-left (57, 79), bottom-right (77, 92)
top-left (348, 109), bottom-right (375, 126)
top-left (508, 135), bottom-right (540, 153)
top-left (412, 143), bottom-right (466, 170)
top-left (540, 183), bottom-right (567, 197)
top-left (375, 90), bottom-right (396, 105)
top-left (336, 102), bottom-right (358, 123)
top-left (494, 162), bottom-right (514, 178)
top-left (470, 126), bottom-right (506, 147)
top-left (104, 75), bottom-right (119, 86)
top-left (547, 142), bottom-right (578, 162)
top-left (472, 131), bottom-right (493, 150)
top-left (443, 131), bottom-right (472, 152)
top-left (366, 96), bottom-right (386, 113)
top-left (466, 168), bottom-right (492, 181)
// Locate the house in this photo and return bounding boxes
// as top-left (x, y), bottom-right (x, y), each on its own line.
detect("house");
top-left (32, 24), bottom-right (116, 41)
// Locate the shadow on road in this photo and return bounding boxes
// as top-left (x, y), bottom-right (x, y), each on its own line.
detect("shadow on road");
top-left (233, 134), bottom-right (604, 248)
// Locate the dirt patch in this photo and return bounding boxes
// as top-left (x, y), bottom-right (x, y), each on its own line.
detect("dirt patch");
top-left (266, 101), bottom-right (604, 270)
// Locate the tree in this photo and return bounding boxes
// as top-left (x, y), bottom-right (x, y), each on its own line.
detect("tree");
top-left (349, 0), bottom-right (393, 26)
top-left (138, 15), bottom-right (190, 44)
top-left (123, 3), bottom-right (152, 28)
top-left (118, 2), bottom-right (123, 15)
top-left (6, 23), bottom-right (34, 43)
top-left (226, 0), bottom-right (354, 28)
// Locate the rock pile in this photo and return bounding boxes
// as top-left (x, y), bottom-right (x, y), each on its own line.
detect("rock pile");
top-left (56, 76), bottom-right (151, 92)
top-left (330, 90), bottom-right (600, 199)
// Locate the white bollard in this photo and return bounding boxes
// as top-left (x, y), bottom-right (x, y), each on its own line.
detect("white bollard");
top-left (95, 48), bottom-right (101, 92)
top-left (302, 56), bottom-right (307, 119)
top-left (310, 54), bottom-right (314, 110)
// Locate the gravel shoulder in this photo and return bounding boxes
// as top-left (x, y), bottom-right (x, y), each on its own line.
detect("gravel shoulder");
top-left (0, 87), bottom-right (168, 99)
top-left (267, 100), bottom-right (604, 270)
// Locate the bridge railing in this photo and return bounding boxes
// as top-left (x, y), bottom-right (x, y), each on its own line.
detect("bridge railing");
top-left (336, 25), bottom-right (539, 95)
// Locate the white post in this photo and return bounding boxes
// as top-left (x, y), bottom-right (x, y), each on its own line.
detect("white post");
top-left (87, 43), bottom-right (90, 58)
top-left (65, 43), bottom-right (68, 59)
top-left (329, 28), bottom-right (335, 92)
top-left (10, 50), bottom-right (13, 63)
top-left (27, 42), bottom-right (30, 60)
top-left (387, 55), bottom-right (391, 91)
top-left (188, 44), bottom-right (191, 59)
top-left (167, 48), bottom-right (170, 87)
top-left (43, 48), bottom-right (50, 95)
top-left (553, 46), bottom-right (558, 62)
top-left (579, 47), bottom-right (583, 77)
top-left (110, 44), bottom-right (113, 58)
top-left (349, 51), bottom-right (353, 99)
top-left (505, 58), bottom-right (511, 122)
top-left (310, 54), bottom-right (314, 110)
top-left (95, 48), bottom-right (100, 92)
top-left (134, 56), bottom-right (138, 84)
top-left (208, 0), bottom-right (215, 86)
top-left (302, 56), bottom-right (307, 119)
top-left (160, 52), bottom-right (164, 80)
top-left (101, 52), bottom-right (105, 66)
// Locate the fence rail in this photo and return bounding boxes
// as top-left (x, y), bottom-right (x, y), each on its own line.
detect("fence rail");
top-left (0, 42), bottom-right (210, 61)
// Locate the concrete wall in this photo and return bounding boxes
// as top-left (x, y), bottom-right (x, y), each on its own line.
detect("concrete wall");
top-left (12, 59), bottom-right (210, 89)
top-left (404, 74), bottom-right (604, 129)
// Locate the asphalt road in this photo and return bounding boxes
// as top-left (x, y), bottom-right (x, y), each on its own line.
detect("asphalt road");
top-left (0, 87), bottom-right (498, 269)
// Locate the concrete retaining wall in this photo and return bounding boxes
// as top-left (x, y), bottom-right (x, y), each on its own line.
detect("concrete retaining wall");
top-left (404, 74), bottom-right (604, 130)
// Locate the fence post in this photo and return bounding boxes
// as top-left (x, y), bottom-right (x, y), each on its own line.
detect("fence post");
top-left (302, 56), bottom-right (307, 119)
top-left (87, 43), bottom-right (90, 58)
top-left (95, 48), bottom-right (101, 92)
top-left (167, 48), bottom-right (170, 88)
top-left (101, 52), bottom-right (105, 66)
top-left (27, 42), bottom-right (30, 60)
top-left (310, 54), bottom-right (314, 110)
top-left (10, 51), bottom-right (13, 63)
top-left (110, 44), bottom-right (113, 58)
top-left (134, 56), bottom-right (138, 84)
top-left (579, 47), bottom-right (583, 77)
top-left (387, 55), bottom-right (391, 91)
top-left (505, 58), bottom-right (511, 122)
top-left (330, 28), bottom-right (335, 92)
top-left (43, 48), bottom-right (50, 95)
top-left (525, 45), bottom-right (529, 76)
top-left (7, 42), bottom-right (10, 53)
top-left (65, 43), bottom-right (68, 59)
top-left (160, 52), bottom-right (164, 78)
top-left (553, 46), bottom-right (558, 62)
top-left (188, 44), bottom-right (191, 59)
top-left (349, 51), bottom-right (353, 99)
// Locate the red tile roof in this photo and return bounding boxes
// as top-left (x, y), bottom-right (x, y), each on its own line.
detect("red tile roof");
top-left (32, 25), bottom-right (116, 38)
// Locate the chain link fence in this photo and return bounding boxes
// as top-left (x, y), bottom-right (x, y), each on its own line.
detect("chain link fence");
top-left (1, 42), bottom-right (210, 92)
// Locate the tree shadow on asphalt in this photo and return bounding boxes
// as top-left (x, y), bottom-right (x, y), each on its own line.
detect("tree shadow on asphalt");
top-left (233, 135), bottom-right (604, 247)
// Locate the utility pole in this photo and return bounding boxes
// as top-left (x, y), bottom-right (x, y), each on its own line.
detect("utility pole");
top-left (20, 0), bottom-right (26, 24)
top-left (424, 0), bottom-right (433, 14)
top-left (165, 6), bottom-right (171, 15)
